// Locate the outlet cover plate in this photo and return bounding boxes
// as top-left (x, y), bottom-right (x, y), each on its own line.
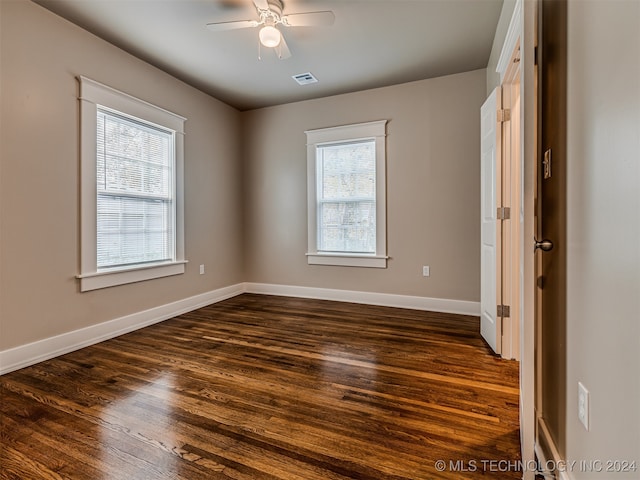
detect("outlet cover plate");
top-left (578, 381), bottom-right (589, 431)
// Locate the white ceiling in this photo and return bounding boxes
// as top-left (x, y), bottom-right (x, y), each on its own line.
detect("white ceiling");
top-left (33, 0), bottom-right (503, 111)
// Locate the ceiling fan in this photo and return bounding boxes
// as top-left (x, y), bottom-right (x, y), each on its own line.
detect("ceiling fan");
top-left (206, 0), bottom-right (335, 59)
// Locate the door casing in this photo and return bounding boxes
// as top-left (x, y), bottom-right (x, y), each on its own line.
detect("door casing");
top-left (493, 0), bottom-right (537, 476)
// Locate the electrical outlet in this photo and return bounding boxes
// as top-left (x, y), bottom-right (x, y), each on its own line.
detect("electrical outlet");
top-left (422, 266), bottom-right (430, 277)
top-left (578, 382), bottom-right (589, 431)
top-left (199, 264), bottom-right (205, 275)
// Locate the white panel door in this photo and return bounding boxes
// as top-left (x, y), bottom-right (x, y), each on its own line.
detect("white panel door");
top-left (480, 87), bottom-right (502, 354)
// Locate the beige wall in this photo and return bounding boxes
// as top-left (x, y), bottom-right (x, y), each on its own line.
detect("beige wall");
top-left (0, 1), bottom-right (487, 355)
top-left (486, 0), bottom-right (517, 96)
top-left (242, 70), bottom-right (486, 301)
top-left (0, 0), bottom-right (244, 350)
top-left (565, 0), bottom-right (640, 475)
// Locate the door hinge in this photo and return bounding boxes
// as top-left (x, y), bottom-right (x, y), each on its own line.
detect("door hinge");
top-left (497, 206), bottom-right (511, 220)
top-left (497, 305), bottom-right (511, 318)
top-left (497, 109), bottom-right (511, 123)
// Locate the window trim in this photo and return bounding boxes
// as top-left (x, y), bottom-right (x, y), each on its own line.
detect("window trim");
top-left (305, 120), bottom-right (388, 268)
top-left (77, 76), bottom-right (186, 292)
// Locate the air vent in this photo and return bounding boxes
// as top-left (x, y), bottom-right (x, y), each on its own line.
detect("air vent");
top-left (292, 72), bottom-right (318, 85)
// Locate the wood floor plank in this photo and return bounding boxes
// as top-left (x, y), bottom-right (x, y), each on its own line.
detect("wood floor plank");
top-left (1, 294), bottom-right (521, 479)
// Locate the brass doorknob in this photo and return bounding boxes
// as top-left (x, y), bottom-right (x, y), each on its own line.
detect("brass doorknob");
top-left (534, 238), bottom-right (554, 252)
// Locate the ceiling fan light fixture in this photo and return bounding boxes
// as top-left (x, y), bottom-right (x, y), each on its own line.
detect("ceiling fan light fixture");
top-left (259, 25), bottom-right (281, 48)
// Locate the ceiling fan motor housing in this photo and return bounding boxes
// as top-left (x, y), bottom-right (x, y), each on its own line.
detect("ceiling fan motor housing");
top-left (265, 0), bottom-right (284, 18)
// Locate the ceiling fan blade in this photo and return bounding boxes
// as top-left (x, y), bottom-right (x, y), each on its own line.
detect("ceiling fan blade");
top-left (282, 11), bottom-right (335, 27)
top-left (252, 0), bottom-right (269, 10)
top-left (277, 34), bottom-right (292, 60)
top-left (206, 19), bottom-right (257, 32)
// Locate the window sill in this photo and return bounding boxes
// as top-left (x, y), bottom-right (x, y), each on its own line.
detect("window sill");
top-left (306, 253), bottom-right (388, 268)
top-left (77, 260), bottom-right (187, 292)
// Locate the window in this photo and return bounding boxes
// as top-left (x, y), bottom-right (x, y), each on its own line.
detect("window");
top-left (305, 120), bottom-right (388, 268)
top-left (78, 77), bottom-right (186, 291)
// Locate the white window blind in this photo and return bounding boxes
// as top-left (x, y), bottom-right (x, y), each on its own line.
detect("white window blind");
top-left (316, 140), bottom-right (376, 253)
top-left (96, 108), bottom-right (175, 270)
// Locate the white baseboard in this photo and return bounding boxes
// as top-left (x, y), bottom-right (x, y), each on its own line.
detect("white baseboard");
top-left (0, 283), bottom-right (244, 375)
top-left (244, 282), bottom-right (480, 316)
top-left (1, 282), bottom-right (479, 375)
top-left (536, 417), bottom-right (573, 480)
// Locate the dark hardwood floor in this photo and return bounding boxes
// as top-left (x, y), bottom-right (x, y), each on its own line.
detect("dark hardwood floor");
top-left (0, 294), bottom-right (521, 479)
